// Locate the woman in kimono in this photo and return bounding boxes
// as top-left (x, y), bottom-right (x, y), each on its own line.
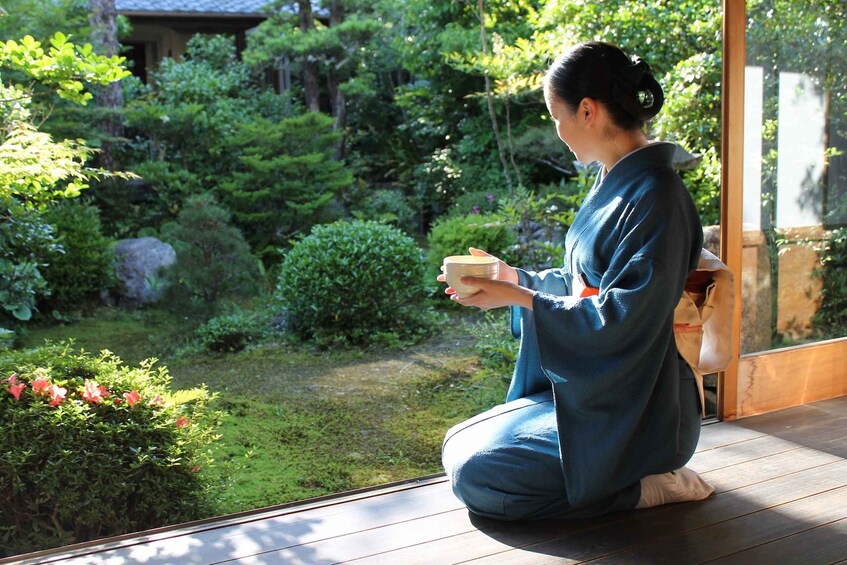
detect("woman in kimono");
top-left (440, 41), bottom-right (714, 521)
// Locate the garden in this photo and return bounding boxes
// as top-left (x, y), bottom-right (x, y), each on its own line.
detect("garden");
top-left (1, 0), bottom-right (845, 557)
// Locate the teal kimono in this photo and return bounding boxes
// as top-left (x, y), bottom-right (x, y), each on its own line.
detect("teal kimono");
top-left (443, 142), bottom-right (704, 520)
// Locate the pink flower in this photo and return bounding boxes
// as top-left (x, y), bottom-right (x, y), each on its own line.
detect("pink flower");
top-left (82, 380), bottom-right (105, 404)
top-left (176, 416), bottom-right (189, 429)
top-left (6, 375), bottom-right (25, 400)
top-left (122, 390), bottom-right (141, 407)
top-left (31, 376), bottom-right (51, 395)
top-left (48, 384), bottom-right (67, 407)
top-left (192, 466), bottom-right (200, 473)
top-left (149, 394), bottom-right (165, 407)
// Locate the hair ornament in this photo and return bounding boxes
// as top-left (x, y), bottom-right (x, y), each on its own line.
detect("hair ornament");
top-left (610, 56), bottom-right (658, 118)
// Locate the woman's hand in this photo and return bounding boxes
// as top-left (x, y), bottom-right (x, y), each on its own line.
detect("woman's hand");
top-left (436, 248), bottom-right (532, 310)
top-left (450, 277), bottom-right (535, 311)
top-left (468, 247), bottom-right (519, 284)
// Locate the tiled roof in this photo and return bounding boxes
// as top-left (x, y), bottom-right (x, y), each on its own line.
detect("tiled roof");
top-left (115, 0), bottom-right (272, 15)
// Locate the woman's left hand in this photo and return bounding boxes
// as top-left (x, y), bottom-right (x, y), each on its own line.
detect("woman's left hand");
top-left (448, 277), bottom-right (536, 311)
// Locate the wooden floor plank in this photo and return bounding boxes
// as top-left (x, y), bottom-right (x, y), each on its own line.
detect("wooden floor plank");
top-left (37, 479), bottom-right (461, 565)
top-left (702, 517), bottom-right (847, 565)
top-left (461, 461), bottom-right (847, 564)
top-left (347, 443), bottom-right (843, 565)
top-left (734, 398), bottom-right (847, 459)
top-left (589, 486), bottom-right (847, 564)
top-left (692, 422), bottom-right (767, 452)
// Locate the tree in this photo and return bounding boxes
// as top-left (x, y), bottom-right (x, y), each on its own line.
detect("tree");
top-left (0, 32), bottom-right (131, 207)
top-left (217, 112), bottom-right (354, 258)
top-left (88, 0), bottom-right (124, 170)
top-left (0, 31), bottom-right (130, 321)
top-left (245, 1), bottom-right (383, 157)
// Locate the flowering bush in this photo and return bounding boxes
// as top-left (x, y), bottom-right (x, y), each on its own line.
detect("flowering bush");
top-left (0, 344), bottom-right (223, 557)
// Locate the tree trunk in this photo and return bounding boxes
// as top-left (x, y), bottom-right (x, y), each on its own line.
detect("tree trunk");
top-left (477, 0), bottom-right (513, 194)
top-left (328, 0), bottom-right (347, 159)
top-left (88, 0), bottom-right (123, 171)
top-left (299, 0), bottom-right (321, 112)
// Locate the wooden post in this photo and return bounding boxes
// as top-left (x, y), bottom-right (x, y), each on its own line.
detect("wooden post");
top-left (719, 0), bottom-right (745, 421)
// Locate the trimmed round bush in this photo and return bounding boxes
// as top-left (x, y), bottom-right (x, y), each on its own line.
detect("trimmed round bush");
top-left (276, 220), bottom-right (429, 346)
top-left (426, 212), bottom-right (519, 278)
top-left (195, 311), bottom-right (266, 353)
top-left (0, 345), bottom-right (222, 556)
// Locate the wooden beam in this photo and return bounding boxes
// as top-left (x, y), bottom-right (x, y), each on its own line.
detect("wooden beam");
top-left (737, 339), bottom-right (847, 418)
top-left (719, 0), bottom-right (745, 421)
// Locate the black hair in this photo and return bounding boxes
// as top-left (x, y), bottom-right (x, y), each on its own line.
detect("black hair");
top-left (545, 41), bottom-right (664, 131)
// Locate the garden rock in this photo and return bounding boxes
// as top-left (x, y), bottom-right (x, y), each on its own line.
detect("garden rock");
top-left (114, 237), bottom-right (176, 308)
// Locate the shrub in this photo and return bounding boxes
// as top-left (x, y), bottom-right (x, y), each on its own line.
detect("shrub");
top-left (40, 200), bottom-right (115, 314)
top-left (0, 203), bottom-right (58, 323)
top-left (160, 193), bottom-right (260, 317)
top-left (0, 344), bottom-right (223, 556)
top-left (813, 227), bottom-right (847, 339)
top-left (353, 189), bottom-right (418, 235)
top-left (276, 220), bottom-right (431, 347)
top-left (426, 212), bottom-right (518, 279)
top-left (467, 310), bottom-right (519, 386)
top-left (194, 311), bottom-right (267, 353)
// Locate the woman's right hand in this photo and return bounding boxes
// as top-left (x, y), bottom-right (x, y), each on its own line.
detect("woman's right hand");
top-left (468, 247), bottom-right (519, 285)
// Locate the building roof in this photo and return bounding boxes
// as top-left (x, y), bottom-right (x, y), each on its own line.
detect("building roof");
top-left (115, 0), bottom-right (272, 16)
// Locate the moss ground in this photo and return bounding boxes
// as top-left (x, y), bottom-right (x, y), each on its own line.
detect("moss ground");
top-left (20, 308), bottom-right (508, 515)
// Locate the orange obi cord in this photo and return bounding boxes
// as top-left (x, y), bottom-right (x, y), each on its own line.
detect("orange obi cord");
top-left (580, 286), bottom-right (599, 298)
top-left (674, 323), bottom-right (703, 333)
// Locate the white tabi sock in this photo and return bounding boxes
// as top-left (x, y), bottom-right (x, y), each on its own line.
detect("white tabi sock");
top-left (635, 466), bottom-right (715, 509)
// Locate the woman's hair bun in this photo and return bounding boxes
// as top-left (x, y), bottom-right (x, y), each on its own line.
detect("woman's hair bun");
top-left (610, 57), bottom-right (665, 122)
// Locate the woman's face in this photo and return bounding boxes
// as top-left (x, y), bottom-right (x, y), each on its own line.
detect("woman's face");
top-left (544, 87), bottom-right (590, 163)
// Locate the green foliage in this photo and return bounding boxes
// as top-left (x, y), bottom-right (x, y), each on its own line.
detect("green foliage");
top-left (0, 344), bottom-right (223, 556)
top-left (352, 189), bottom-right (418, 235)
top-left (426, 213), bottom-right (518, 278)
top-left (0, 32), bottom-right (132, 210)
top-left (276, 220), bottom-right (431, 347)
top-left (39, 200), bottom-right (115, 313)
top-left (160, 194), bottom-right (259, 316)
top-left (194, 311), bottom-right (268, 354)
top-left (218, 113), bottom-right (353, 254)
top-left (0, 204), bottom-right (58, 322)
top-left (467, 310), bottom-right (518, 385)
top-left (498, 181), bottom-right (587, 271)
top-left (813, 228), bottom-right (847, 339)
top-left (113, 34), bottom-right (294, 237)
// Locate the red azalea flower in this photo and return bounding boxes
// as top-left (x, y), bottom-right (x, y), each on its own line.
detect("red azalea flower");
top-left (176, 416), bottom-right (189, 429)
top-left (149, 393), bottom-right (165, 407)
top-left (48, 384), bottom-right (67, 407)
top-left (123, 390), bottom-right (141, 407)
top-left (99, 385), bottom-right (112, 398)
top-left (82, 380), bottom-right (104, 404)
top-left (31, 376), bottom-right (51, 395)
top-left (7, 381), bottom-right (25, 400)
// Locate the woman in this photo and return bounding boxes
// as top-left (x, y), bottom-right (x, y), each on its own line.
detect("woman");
top-left (440, 41), bottom-right (714, 521)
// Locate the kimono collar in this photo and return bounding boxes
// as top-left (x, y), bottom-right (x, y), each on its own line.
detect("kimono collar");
top-left (596, 141), bottom-right (677, 187)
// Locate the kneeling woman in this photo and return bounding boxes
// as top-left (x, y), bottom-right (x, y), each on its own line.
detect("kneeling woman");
top-left (439, 41), bottom-right (714, 521)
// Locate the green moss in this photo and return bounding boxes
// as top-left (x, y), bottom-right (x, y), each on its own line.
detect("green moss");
top-left (13, 308), bottom-right (512, 516)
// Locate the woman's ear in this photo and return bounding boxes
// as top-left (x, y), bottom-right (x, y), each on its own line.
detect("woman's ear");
top-left (579, 97), bottom-right (597, 122)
